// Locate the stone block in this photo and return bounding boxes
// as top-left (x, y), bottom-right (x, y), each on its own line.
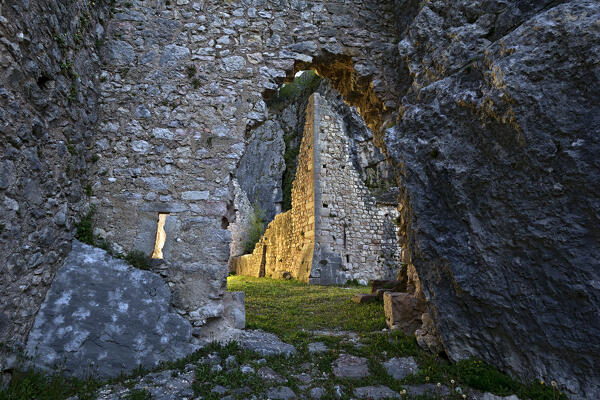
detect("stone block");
top-left (25, 241), bottom-right (197, 378)
top-left (351, 293), bottom-right (378, 304)
top-left (383, 292), bottom-right (424, 335)
top-left (224, 291), bottom-right (245, 329)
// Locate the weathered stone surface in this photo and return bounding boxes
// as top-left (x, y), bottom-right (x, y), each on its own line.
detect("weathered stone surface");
top-left (383, 356), bottom-right (419, 380)
top-left (237, 330), bottom-right (296, 357)
top-left (0, 0), bottom-right (109, 350)
top-left (383, 292), bottom-right (425, 335)
top-left (404, 384), bottom-right (451, 397)
top-left (257, 366), bottom-right (287, 384)
top-left (382, 1), bottom-right (600, 397)
top-left (25, 241), bottom-right (197, 378)
top-left (266, 386), bottom-right (297, 400)
top-left (353, 385), bottom-right (400, 399)
top-left (332, 354), bottom-right (370, 379)
top-left (307, 342), bottom-right (328, 354)
top-left (309, 387), bottom-right (326, 399)
top-left (223, 291), bottom-right (245, 330)
top-left (481, 394), bottom-right (520, 400)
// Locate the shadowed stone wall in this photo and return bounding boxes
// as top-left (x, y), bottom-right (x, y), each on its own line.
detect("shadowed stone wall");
top-left (0, 0), bottom-right (109, 348)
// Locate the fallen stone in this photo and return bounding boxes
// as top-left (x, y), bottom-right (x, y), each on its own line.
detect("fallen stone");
top-left (353, 385), bottom-right (400, 399)
top-left (266, 386), bottom-right (297, 400)
top-left (332, 354), bottom-right (370, 379)
top-left (383, 356), bottom-right (419, 380)
top-left (370, 280), bottom-right (405, 294)
top-left (25, 241), bottom-right (197, 378)
top-left (237, 330), bottom-right (296, 357)
top-left (404, 384), bottom-right (451, 397)
top-left (383, 292), bottom-right (425, 335)
top-left (240, 364), bottom-right (254, 374)
top-left (212, 385), bottom-right (228, 395)
top-left (482, 394), bottom-right (520, 400)
top-left (307, 342), bottom-right (328, 354)
top-left (309, 387), bottom-right (326, 399)
top-left (352, 293), bottom-right (379, 304)
top-left (257, 366), bottom-right (287, 383)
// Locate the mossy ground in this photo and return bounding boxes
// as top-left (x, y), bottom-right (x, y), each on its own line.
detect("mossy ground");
top-left (0, 277), bottom-right (566, 400)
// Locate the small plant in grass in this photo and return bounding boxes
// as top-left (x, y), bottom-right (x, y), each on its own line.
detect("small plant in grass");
top-left (186, 64), bottom-right (197, 78)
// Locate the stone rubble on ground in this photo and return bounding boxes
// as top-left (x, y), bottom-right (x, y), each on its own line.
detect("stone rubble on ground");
top-left (383, 356), bottom-right (419, 380)
top-left (332, 354), bottom-right (370, 379)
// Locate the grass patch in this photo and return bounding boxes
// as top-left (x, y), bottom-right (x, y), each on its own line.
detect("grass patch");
top-left (0, 369), bottom-right (102, 400)
top-left (227, 275), bottom-right (386, 344)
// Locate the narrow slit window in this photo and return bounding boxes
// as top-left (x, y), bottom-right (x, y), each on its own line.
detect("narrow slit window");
top-left (152, 213), bottom-right (169, 259)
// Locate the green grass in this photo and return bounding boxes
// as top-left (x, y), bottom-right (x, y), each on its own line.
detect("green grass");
top-left (227, 276), bottom-right (386, 344)
top-left (228, 276), bottom-right (566, 400)
top-left (0, 369), bottom-right (101, 400)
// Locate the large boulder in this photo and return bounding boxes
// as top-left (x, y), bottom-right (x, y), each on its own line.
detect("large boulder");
top-left (25, 241), bottom-right (197, 378)
top-left (384, 1), bottom-right (600, 398)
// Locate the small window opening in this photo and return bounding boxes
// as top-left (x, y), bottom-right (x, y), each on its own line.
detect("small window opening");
top-left (152, 213), bottom-right (169, 259)
top-left (346, 254), bottom-right (350, 263)
top-left (323, 164), bottom-right (327, 169)
top-left (323, 203), bottom-right (328, 208)
top-left (37, 75), bottom-right (53, 90)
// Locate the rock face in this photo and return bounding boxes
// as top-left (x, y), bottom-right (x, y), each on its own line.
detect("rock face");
top-left (25, 241), bottom-right (197, 378)
top-left (382, 1), bottom-right (600, 397)
top-left (0, 0), bottom-right (108, 348)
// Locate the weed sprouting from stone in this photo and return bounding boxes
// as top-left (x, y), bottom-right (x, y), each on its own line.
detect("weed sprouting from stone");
top-left (123, 250), bottom-right (152, 271)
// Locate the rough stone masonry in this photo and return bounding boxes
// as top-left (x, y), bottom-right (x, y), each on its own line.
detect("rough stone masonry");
top-left (1, 0), bottom-right (599, 398)
top-left (232, 87), bottom-right (401, 285)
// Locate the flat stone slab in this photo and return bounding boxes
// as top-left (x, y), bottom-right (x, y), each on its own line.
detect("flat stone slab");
top-left (405, 384), bottom-right (451, 397)
top-left (257, 366), bottom-right (287, 383)
top-left (236, 330), bottom-right (296, 357)
top-left (25, 241), bottom-right (197, 378)
top-left (332, 354), bottom-right (370, 379)
top-left (354, 385), bottom-right (400, 399)
top-left (309, 387), bottom-right (326, 399)
top-left (308, 342), bottom-right (328, 353)
top-left (266, 386), bottom-right (297, 400)
top-left (383, 356), bottom-right (419, 380)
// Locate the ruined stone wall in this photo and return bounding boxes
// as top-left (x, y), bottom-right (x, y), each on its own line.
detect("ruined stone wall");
top-left (232, 95), bottom-right (317, 281)
top-left (92, 0), bottom-right (400, 333)
top-left (310, 93), bottom-right (400, 285)
top-left (0, 0), bottom-right (108, 347)
top-left (232, 92), bottom-right (401, 284)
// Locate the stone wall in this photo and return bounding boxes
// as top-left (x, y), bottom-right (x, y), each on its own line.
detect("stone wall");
top-left (232, 92), bottom-right (401, 284)
top-left (0, 0), bottom-right (108, 347)
top-left (312, 92), bottom-right (400, 285)
top-left (92, 0), bottom-right (400, 333)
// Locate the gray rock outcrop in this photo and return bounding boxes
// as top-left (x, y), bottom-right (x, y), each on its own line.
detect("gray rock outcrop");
top-left (26, 240), bottom-right (197, 378)
top-left (383, 1), bottom-right (600, 397)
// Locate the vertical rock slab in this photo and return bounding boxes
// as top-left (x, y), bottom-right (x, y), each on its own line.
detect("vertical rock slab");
top-left (384, 1), bottom-right (600, 397)
top-left (26, 241), bottom-right (197, 378)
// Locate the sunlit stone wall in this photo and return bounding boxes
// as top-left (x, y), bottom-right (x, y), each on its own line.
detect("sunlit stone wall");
top-left (232, 92), bottom-right (401, 284)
